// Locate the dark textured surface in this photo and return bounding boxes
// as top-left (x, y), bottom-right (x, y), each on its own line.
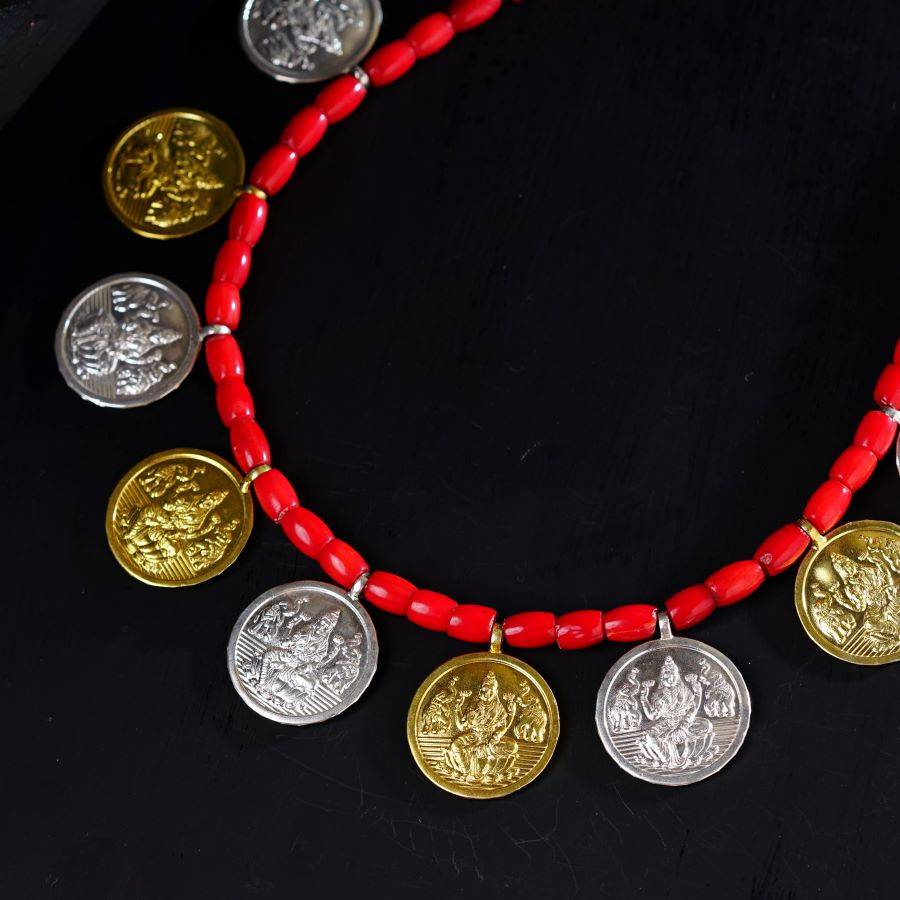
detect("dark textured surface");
top-left (1, 1), bottom-right (899, 896)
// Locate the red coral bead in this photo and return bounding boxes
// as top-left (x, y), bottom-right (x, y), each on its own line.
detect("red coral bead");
top-left (447, 604), bottom-right (496, 642)
top-left (450, 0), bottom-right (503, 32)
top-left (804, 479), bottom-right (851, 532)
top-left (604, 604), bottom-right (657, 642)
top-left (503, 611), bottom-right (556, 648)
top-left (253, 469), bottom-right (298, 523)
top-left (281, 506), bottom-right (333, 558)
top-left (212, 239), bottom-right (251, 288)
top-left (705, 560), bottom-right (765, 607)
top-left (205, 334), bottom-right (244, 383)
top-left (364, 571), bottom-right (416, 615)
top-left (754, 524), bottom-right (810, 576)
top-left (250, 144), bottom-right (298, 195)
top-left (853, 410), bottom-right (897, 459)
top-left (664, 585), bottom-right (716, 630)
top-left (215, 377), bottom-right (254, 426)
top-left (319, 539), bottom-right (367, 588)
top-left (363, 40), bottom-right (416, 86)
top-left (406, 13), bottom-right (455, 57)
top-left (556, 610), bottom-right (604, 650)
top-left (280, 107), bottom-right (328, 156)
top-left (204, 282), bottom-right (240, 330)
top-left (874, 363), bottom-right (900, 408)
top-left (407, 589), bottom-right (458, 631)
top-left (315, 75), bottom-right (367, 122)
top-left (230, 418), bottom-right (270, 473)
top-left (228, 194), bottom-right (267, 247)
top-left (830, 445), bottom-right (877, 492)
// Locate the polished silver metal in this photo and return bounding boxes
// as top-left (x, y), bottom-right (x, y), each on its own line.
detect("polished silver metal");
top-left (349, 571), bottom-right (369, 602)
top-left (596, 612), bottom-right (750, 786)
top-left (239, 0), bottom-right (383, 84)
top-left (881, 405), bottom-right (900, 423)
top-left (228, 580), bottom-right (378, 725)
top-left (351, 64), bottom-right (370, 88)
top-left (200, 324), bottom-right (232, 340)
top-left (55, 273), bottom-right (199, 408)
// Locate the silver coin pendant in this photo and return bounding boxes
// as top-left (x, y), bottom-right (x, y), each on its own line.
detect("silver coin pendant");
top-left (596, 612), bottom-right (750, 786)
top-left (55, 273), bottom-right (199, 408)
top-left (228, 580), bottom-right (378, 725)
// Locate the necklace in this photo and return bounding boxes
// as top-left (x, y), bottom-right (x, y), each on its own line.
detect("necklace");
top-left (55, 0), bottom-right (900, 798)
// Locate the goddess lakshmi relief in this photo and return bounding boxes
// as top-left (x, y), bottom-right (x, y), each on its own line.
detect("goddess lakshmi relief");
top-left (254, 0), bottom-right (359, 71)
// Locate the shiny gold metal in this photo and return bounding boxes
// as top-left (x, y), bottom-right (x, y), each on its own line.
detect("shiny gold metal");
top-left (106, 448), bottom-right (253, 587)
top-left (236, 184), bottom-right (268, 200)
top-left (796, 517), bottom-right (827, 550)
top-left (103, 109), bottom-right (245, 239)
top-left (240, 463), bottom-right (272, 494)
top-left (795, 519), bottom-right (900, 665)
top-left (407, 633), bottom-right (559, 799)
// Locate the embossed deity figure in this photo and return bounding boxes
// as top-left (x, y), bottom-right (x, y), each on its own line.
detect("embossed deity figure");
top-left (636, 655), bottom-right (716, 771)
top-left (698, 658), bottom-right (736, 718)
top-left (255, 0), bottom-right (358, 71)
top-left (607, 667), bottom-right (643, 733)
top-left (420, 676), bottom-right (459, 735)
top-left (512, 680), bottom-right (548, 742)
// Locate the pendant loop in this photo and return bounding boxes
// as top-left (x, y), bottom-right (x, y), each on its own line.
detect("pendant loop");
top-left (200, 324), bottom-right (232, 340)
top-left (796, 516), bottom-right (827, 550)
top-left (658, 610), bottom-right (673, 640)
top-left (349, 571), bottom-right (369, 602)
top-left (489, 623), bottom-right (503, 654)
top-left (241, 463), bottom-right (272, 493)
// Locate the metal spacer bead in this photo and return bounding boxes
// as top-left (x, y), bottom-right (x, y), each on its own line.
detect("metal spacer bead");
top-left (199, 324), bottom-right (232, 340)
top-left (796, 516), bottom-right (827, 550)
top-left (236, 184), bottom-right (268, 201)
top-left (351, 65), bottom-right (370, 89)
top-left (241, 464), bottom-right (272, 494)
top-left (349, 572), bottom-right (370, 602)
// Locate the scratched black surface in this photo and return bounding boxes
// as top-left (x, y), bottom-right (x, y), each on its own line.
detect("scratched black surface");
top-left (1, 1), bottom-right (899, 897)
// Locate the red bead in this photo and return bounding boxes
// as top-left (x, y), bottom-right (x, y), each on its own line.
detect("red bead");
top-left (228, 194), bottom-right (268, 247)
top-left (665, 585), bottom-right (716, 630)
top-left (556, 610), bottom-right (604, 650)
top-left (215, 378), bottom-right (254, 426)
top-left (447, 604), bottom-right (496, 642)
top-left (280, 107), bottom-right (328, 156)
top-left (230, 419), bottom-right (270, 473)
top-left (874, 363), bottom-right (900, 408)
top-left (281, 506), bottom-right (333, 558)
top-left (406, 13), bottom-right (455, 57)
top-left (830, 445), bottom-right (877, 492)
top-left (503, 611), bottom-right (556, 648)
top-left (212, 239), bottom-right (251, 288)
top-left (407, 589), bottom-right (458, 631)
top-left (250, 144), bottom-right (298, 196)
top-left (204, 282), bottom-right (240, 330)
top-left (364, 571), bottom-right (416, 614)
top-left (853, 410), bottom-right (897, 459)
top-left (319, 539), bottom-right (368, 588)
top-left (205, 334), bottom-right (244, 383)
top-left (315, 75), bottom-right (367, 122)
top-left (705, 560), bottom-right (765, 607)
top-left (253, 468), bottom-right (299, 523)
top-left (603, 604), bottom-right (657, 642)
top-left (804, 479), bottom-right (851, 532)
top-left (363, 40), bottom-right (416, 86)
top-left (754, 523), bottom-right (810, 576)
top-left (450, 0), bottom-right (503, 32)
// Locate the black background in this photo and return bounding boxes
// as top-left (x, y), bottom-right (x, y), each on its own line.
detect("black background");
top-left (2, 1), bottom-right (899, 896)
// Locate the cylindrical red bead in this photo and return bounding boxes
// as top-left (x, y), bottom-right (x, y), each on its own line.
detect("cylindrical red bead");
top-left (665, 586), bottom-right (716, 630)
top-left (253, 469), bottom-right (299, 523)
top-left (874, 363), bottom-right (900, 408)
top-left (447, 604), bottom-right (496, 643)
top-left (204, 282), bottom-right (241, 330)
top-left (363, 40), bottom-right (416, 86)
top-left (314, 75), bottom-right (366, 122)
top-left (450, 0), bottom-right (503, 32)
top-left (754, 524), bottom-right (810, 576)
top-left (250, 144), bottom-right (298, 195)
top-left (604, 604), bottom-right (657, 642)
top-left (705, 560), bottom-right (765, 607)
top-left (212, 239), bottom-right (251, 288)
top-left (280, 107), bottom-right (328, 156)
top-left (406, 13), bottom-right (455, 57)
top-left (804, 479), bottom-right (852, 533)
top-left (853, 410), bottom-right (897, 459)
top-left (230, 419), bottom-right (271, 473)
top-left (319, 539), bottom-right (368, 588)
top-left (215, 378), bottom-right (254, 426)
top-left (205, 335), bottom-right (244, 383)
top-left (228, 194), bottom-right (268, 247)
top-left (556, 610), bottom-right (604, 650)
top-left (503, 611), bottom-right (556, 648)
top-left (830, 445), bottom-right (877, 492)
top-left (281, 506), bottom-right (333, 558)
top-left (364, 571), bottom-right (416, 615)
top-left (407, 589), bottom-right (458, 631)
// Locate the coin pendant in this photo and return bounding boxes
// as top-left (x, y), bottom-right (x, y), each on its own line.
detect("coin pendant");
top-left (103, 109), bottom-right (244, 238)
top-left (795, 519), bottom-right (900, 665)
top-left (240, 0), bottom-right (383, 83)
top-left (407, 641), bottom-right (560, 799)
top-left (596, 613), bottom-right (750, 786)
top-left (106, 449), bottom-right (253, 587)
top-left (228, 581), bottom-right (378, 725)
top-left (56, 273), bottom-right (200, 408)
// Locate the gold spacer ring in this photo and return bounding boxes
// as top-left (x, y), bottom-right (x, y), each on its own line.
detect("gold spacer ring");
top-left (241, 464), bottom-right (272, 493)
top-left (489, 623), bottom-right (503, 654)
top-left (235, 184), bottom-right (268, 200)
top-left (796, 516), bottom-right (827, 550)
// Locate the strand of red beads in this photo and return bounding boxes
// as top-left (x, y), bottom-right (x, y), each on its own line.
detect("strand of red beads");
top-left (203, 0), bottom-right (900, 650)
